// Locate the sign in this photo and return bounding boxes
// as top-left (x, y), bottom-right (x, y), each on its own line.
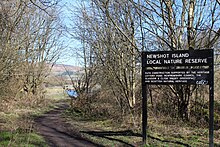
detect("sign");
top-left (142, 49), bottom-right (213, 66)
top-left (141, 49), bottom-right (214, 146)
top-left (142, 49), bottom-right (213, 85)
top-left (145, 69), bottom-right (210, 85)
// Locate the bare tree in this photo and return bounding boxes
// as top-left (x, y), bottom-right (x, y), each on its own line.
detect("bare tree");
top-left (69, 0), bottom-right (220, 121)
top-left (0, 0), bottom-right (63, 104)
top-left (129, 0), bottom-right (220, 120)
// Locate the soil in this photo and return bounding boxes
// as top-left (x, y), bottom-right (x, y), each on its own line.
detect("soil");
top-left (34, 102), bottom-right (103, 147)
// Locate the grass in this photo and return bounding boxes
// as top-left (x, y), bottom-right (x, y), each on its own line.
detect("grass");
top-left (64, 106), bottom-right (220, 147)
top-left (0, 130), bottom-right (47, 147)
top-left (0, 86), bottom-right (67, 146)
top-left (64, 108), bottom-right (142, 146)
top-left (1, 86), bottom-right (220, 146)
top-left (0, 105), bottom-right (48, 146)
top-left (45, 86), bottom-right (67, 100)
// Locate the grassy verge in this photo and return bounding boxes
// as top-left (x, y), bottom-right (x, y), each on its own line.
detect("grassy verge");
top-left (0, 86), bottom-right (67, 146)
top-left (64, 107), bottom-right (220, 147)
top-left (64, 108), bottom-right (142, 146)
top-left (0, 130), bottom-right (47, 147)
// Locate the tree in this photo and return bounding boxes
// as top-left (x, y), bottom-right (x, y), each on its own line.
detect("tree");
top-left (69, 0), bottom-right (220, 121)
top-left (0, 0), bottom-right (63, 105)
top-left (129, 0), bottom-right (220, 120)
top-left (70, 1), bottom-right (141, 120)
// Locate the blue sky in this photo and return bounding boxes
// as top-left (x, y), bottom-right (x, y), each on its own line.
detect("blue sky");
top-left (56, 0), bottom-right (84, 66)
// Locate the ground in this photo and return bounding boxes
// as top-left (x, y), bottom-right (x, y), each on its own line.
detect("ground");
top-left (6, 87), bottom-right (220, 147)
top-left (34, 101), bottom-right (103, 147)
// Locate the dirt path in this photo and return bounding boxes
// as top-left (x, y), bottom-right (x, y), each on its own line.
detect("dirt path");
top-left (34, 102), bottom-right (102, 147)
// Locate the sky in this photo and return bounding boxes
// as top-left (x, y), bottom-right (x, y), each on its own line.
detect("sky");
top-left (56, 0), bottom-right (84, 66)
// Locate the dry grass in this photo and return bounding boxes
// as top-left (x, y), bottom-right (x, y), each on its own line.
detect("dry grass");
top-left (1, 83), bottom-right (220, 146)
top-left (0, 86), bottom-right (66, 146)
top-left (0, 86), bottom-right (66, 131)
top-left (63, 83), bottom-right (220, 147)
top-left (65, 107), bottom-right (220, 146)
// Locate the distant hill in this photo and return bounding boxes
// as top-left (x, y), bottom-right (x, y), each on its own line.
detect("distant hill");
top-left (48, 64), bottom-right (83, 76)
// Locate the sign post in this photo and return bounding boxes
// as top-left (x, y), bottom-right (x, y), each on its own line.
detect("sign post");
top-left (142, 53), bottom-right (147, 144)
top-left (209, 51), bottom-right (214, 147)
top-left (141, 49), bottom-right (214, 146)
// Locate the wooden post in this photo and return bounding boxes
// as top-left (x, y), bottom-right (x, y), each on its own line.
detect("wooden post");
top-left (142, 52), bottom-right (147, 145)
top-left (209, 49), bottom-right (214, 147)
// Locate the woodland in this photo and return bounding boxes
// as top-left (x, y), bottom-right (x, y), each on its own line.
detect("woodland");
top-left (0, 0), bottom-right (220, 146)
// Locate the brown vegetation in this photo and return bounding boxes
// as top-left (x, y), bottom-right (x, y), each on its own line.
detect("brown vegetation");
top-left (66, 0), bottom-right (220, 145)
top-left (0, 0), bottom-right (62, 137)
top-left (0, 0), bottom-right (220, 146)
top-left (68, 0), bottom-right (220, 120)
